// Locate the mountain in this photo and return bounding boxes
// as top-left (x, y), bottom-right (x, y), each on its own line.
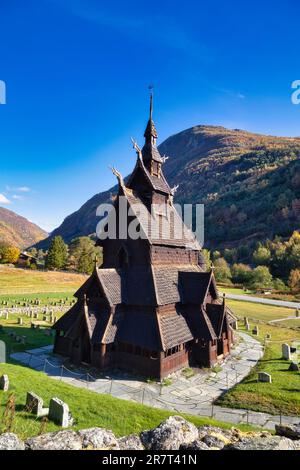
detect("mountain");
top-left (36, 125), bottom-right (300, 251)
top-left (0, 207), bottom-right (48, 249)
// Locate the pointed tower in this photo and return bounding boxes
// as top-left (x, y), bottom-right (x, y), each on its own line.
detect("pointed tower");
top-left (53, 95), bottom-right (236, 380)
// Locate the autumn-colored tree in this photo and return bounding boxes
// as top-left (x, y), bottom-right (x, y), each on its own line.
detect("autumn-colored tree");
top-left (0, 244), bottom-right (20, 264)
top-left (288, 269), bottom-right (300, 291)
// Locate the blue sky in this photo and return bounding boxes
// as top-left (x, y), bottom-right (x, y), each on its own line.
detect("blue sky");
top-left (0, 0), bottom-right (300, 232)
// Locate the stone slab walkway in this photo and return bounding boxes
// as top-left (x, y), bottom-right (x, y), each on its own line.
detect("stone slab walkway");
top-left (10, 333), bottom-right (299, 430)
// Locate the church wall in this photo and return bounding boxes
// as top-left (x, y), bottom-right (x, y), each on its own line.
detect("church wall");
top-left (102, 238), bottom-right (150, 267)
top-left (150, 245), bottom-right (199, 265)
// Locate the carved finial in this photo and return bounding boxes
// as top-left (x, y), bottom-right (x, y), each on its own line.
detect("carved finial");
top-left (171, 184), bottom-right (179, 195)
top-left (162, 155), bottom-right (169, 163)
top-left (131, 137), bottom-right (143, 160)
top-left (110, 165), bottom-right (125, 189)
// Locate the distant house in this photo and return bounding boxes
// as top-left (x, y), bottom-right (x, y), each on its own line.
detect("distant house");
top-left (17, 251), bottom-right (37, 268)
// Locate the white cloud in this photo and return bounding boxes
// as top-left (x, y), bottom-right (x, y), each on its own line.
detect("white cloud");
top-left (16, 186), bottom-right (31, 192)
top-left (0, 194), bottom-right (11, 204)
top-left (12, 194), bottom-right (24, 200)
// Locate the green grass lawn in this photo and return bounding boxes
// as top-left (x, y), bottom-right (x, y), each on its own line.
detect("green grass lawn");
top-left (0, 363), bottom-right (260, 440)
top-left (0, 292), bottom-right (75, 307)
top-left (216, 322), bottom-right (300, 416)
top-left (227, 299), bottom-right (296, 323)
top-left (0, 265), bottom-right (87, 294)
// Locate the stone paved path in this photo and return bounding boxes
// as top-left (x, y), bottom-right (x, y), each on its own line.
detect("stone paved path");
top-left (11, 332), bottom-right (299, 430)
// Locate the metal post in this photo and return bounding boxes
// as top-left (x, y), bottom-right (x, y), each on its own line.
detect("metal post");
top-left (109, 379), bottom-right (113, 394)
top-left (142, 386), bottom-right (146, 404)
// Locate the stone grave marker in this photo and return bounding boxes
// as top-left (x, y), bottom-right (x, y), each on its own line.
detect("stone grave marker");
top-left (0, 374), bottom-right (9, 391)
top-left (258, 372), bottom-right (272, 383)
top-left (282, 343), bottom-right (291, 360)
top-left (288, 362), bottom-right (299, 371)
top-left (0, 340), bottom-right (6, 363)
top-left (26, 392), bottom-right (48, 417)
top-left (296, 309), bottom-right (299, 318)
top-left (245, 322), bottom-right (250, 331)
top-left (18, 317), bottom-right (23, 326)
top-left (49, 398), bottom-right (73, 427)
top-left (252, 325), bottom-right (259, 335)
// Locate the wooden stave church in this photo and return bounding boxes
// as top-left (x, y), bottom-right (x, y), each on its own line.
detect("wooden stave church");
top-left (53, 97), bottom-right (236, 380)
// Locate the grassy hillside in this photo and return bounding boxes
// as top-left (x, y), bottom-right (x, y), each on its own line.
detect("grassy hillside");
top-left (36, 125), bottom-right (300, 251)
top-left (0, 362), bottom-right (261, 440)
top-left (217, 322), bottom-right (300, 415)
top-left (0, 265), bottom-right (87, 294)
top-left (0, 207), bottom-right (47, 249)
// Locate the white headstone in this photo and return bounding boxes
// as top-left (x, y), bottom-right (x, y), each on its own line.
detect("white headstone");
top-left (18, 317), bottom-right (23, 325)
top-left (49, 397), bottom-right (71, 427)
top-left (282, 343), bottom-right (291, 360)
top-left (26, 391), bottom-right (45, 416)
top-left (0, 340), bottom-right (6, 363)
top-left (0, 374), bottom-right (9, 391)
top-left (258, 372), bottom-right (272, 383)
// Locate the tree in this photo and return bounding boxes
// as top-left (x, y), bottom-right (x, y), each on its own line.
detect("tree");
top-left (231, 263), bottom-right (252, 285)
top-left (45, 236), bottom-right (68, 270)
top-left (248, 266), bottom-right (273, 290)
top-left (253, 246), bottom-right (271, 266)
top-left (0, 244), bottom-right (20, 264)
top-left (288, 269), bottom-right (300, 291)
top-left (213, 257), bottom-right (232, 283)
top-left (68, 237), bottom-right (102, 274)
top-left (201, 249), bottom-right (211, 270)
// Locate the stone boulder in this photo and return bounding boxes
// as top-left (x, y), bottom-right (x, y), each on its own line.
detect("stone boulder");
top-left (118, 434), bottom-right (144, 450)
top-left (25, 430), bottom-right (82, 450)
top-left (180, 440), bottom-right (210, 450)
top-left (78, 427), bottom-right (119, 450)
top-left (0, 433), bottom-right (25, 450)
top-left (275, 423), bottom-right (300, 440)
top-left (225, 435), bottom-right (297, 450)
top-left (202, 434), bottom-right (226, 449)
top-left (140, 416), bottom-right (199, 450)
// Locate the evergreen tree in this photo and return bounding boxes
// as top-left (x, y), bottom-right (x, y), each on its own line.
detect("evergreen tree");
top-left (45, 236), bottom-right (68, 270)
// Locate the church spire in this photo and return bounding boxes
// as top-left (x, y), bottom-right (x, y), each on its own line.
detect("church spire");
top-left (144, 86), bottom-right (158, 145)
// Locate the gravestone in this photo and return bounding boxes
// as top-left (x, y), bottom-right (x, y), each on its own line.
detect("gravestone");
top-left (282, 343), bottom-right (291, 360)
top-left (0, 374), bottom-right (9, 391)
top-left (0, 340), bottom-right (6, 363)
top-left (258, 372), bottom-right (272, 383)
top-left (288, 362), bottom-right (299, 371)
top-left (244, 317), bottom-right (248, 325)
top-left (252, 326), bottom-right (259, 335)
top-left (26, 392), bottom-right (48, 417)
top-left (296, 309), bottom-right (299, 318)
top-left (4, 312), bottom-right (9, 320)
top-left (49, 398), bottom-right (73, 427)
top-left (266, 333), bottom-right (271, 339)
top-left (18, 317), bottom-right (23, 325)
top-left (245, 322), bottom-right (250, 331)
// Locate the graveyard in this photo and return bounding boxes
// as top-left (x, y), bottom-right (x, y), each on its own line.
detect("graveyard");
top-left (0, 268), bottom-right (300, 440)
top-left (216, 321), bottom-right (300, 416)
